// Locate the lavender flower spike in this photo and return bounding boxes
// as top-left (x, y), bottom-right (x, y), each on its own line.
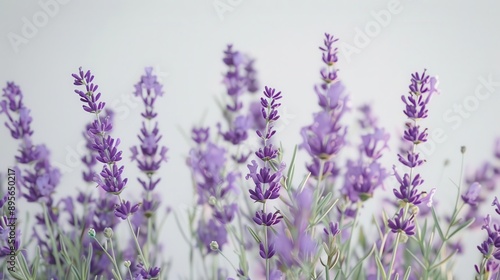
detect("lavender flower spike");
top-left (246, 86), bottom-right (285, 279)
top-left (72, 67), bottom-right (128, 195)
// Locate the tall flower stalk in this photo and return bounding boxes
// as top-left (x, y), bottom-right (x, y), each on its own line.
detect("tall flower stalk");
top-left (130, 67), bottom-right (168, 265)
top-left (246, 86), bottom-right (285, 279)
top-left (0, 82), bottom-right (62, 278)
top-left (386, 70), bottom-right (438, 279)
top-left (72, 67), bottom-right (160, 279)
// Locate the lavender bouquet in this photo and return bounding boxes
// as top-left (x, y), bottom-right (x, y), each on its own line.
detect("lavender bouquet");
top-left (1, 33), bottom-right (499, 280)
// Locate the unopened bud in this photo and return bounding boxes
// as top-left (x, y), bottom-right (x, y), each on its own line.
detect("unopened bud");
top-left (210, 241), bottom-right (219, 251)
top-left (88, 228), bottom-right (96, 238)
top-left (461, 146), bottom-right (466, 154)
top-left (104, 227), bottom-right (113, 239)
top-left (208, 196), bottom-right (217, 206)
top-left (124, 260), bottom-right (131, 268)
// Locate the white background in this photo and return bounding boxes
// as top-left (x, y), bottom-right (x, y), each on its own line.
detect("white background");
top-left (1, 0), bottom-right (500, 279)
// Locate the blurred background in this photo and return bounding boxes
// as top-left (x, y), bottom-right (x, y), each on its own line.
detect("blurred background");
top-left (1, 1), bottom-right (500, 279)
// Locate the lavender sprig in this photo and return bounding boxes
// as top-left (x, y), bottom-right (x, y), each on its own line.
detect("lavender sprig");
top-left (475, 198), bottom-right (500, 279)
top-left (246, 86), bottom-right (285, 279)
top-left (301, 33), bottom-right (349, 184)
top-left (386, 70), bottom-right (438, 279)
top-left (1, 82), bottom-right (63, 277)
top-left (130, 67), bottom-right (168, 272)
top-left (72, 67), bottom-right (152, 276)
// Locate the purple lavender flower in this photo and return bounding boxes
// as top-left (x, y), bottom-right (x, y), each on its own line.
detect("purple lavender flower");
top-left (130, 67), bottom-right (168, 177)
top-left (72, 67), bottom-right (128, 195)
top-left (219, 45), bottom-right (258, 141)
top-left (493, 197), bottom-right (500, 215)
top-left (114, 200), bottom-right (141, 220)
top-left (274, 187), bottom-right (318, 269)
top-left (324, 222), bottom-right (340, 237)
top-left (1, 83), bottom-right (61, 202)
top-left (342, 105), bottom-right (389, 202)
top-left (259, 242), bottom-right (275, 259)
top-left (253, 210), bottom-right (283, 226)
top-left (197, 218), bottom-right (228, 254)
top-left (387, 209), bottom-right (415, 236)
top-left (475, 203), bottom-right (500, 277)
top-left (461, 182), bottom-right (482, 206)
top-left (136, 263), bottom-right (161, 279)
top-left (214, 203), bottom-right (238, 224)
top-left (191, 127), bottom-right (210, 144)
top-left (342, 160), bottom-right (387, 202)
top-left (246, 86), bottom-right (285, 274)
top-left (393, 70), bottom-right (439, 206)
top-left (188, 137), bottom-right (232, 204)
top-left (301, 33), bottom-right (349, 181)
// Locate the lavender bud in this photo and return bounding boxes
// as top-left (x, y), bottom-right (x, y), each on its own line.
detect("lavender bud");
top-left (104, 227), bottom-right (113, 239)
top-left (400, 233), bottom-right (409, 243)
top-left (210, 241), bottom-right (219, 251)
top-left (208, 196), bottom-right (217, 206)
top-left (88, 228), bottom-right (96, 238)
top-left (461, 146), bottom-right (466, 154)
top-left (124, 260), bottom-right (131, 268)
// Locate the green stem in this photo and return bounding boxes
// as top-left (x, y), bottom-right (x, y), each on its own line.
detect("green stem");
top-left (42, 203), bottom-right (63, 278)
top-left (117, 194), bottom-right (150, 269)
top-left (345, 202), bottom-right (361, 274)
top-left (387, 204), bottom-right (409, 280)
top-left (264, 202), bottom-right (270, 280)
top-left (126, 216), bottom-right (150, 269)
top-left (92, 237), bottom-right (123, 280)
top-left (386, 232), bottom-right (401, 280)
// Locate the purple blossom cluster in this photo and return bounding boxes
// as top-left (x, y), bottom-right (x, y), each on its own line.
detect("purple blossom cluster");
top-left (301, 33), bottom-right (349, 180)
top-left (72, 67), bottom-right (162, 278)
top-left (130, 67), bottom-right (168, 229)
top-left (219, 45), bottom-right (260, 154)
top-left (389, 70), bottom-right (439, 235)
top-left (72, 68), bottom-right (128, 197)
top-left (0, 82), bottom-right (61, 203)
top-left (475, 198), bottom-right (500, 278)
top-left (187, 129), bottom-right (235, 252)
top-left (246, 86), bottom-right (285, 263)
top-left (2, 32), bottom-right (500, 280)
top-left (341, 106), bottom-right (390, 203)
top-left (0, 82), bottom-right (62, 272)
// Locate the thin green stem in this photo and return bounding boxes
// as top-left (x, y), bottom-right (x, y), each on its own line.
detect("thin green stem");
top-left (126, 216), bottom-right (150, 269)
top-left (387, 204), bottom-right (409, 280)
top-left (92, 237), bottom-right (123, 280)
top-left (127, 266), bottom-right (134, 280)
top-left (42, 203), bottom-right (63, 278)
top-left (263, 202), bottom-right (270, 280)
top-left (386, 232), bottom-right (401, 280)
top-left (109, 238), bottom-right (118, 271)
top-left (345, 201), bottom-right (361, 274)
top-left (325, 265), bottom-right (331, 280)
top-left (117, 194), bottom-right (150, 269)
